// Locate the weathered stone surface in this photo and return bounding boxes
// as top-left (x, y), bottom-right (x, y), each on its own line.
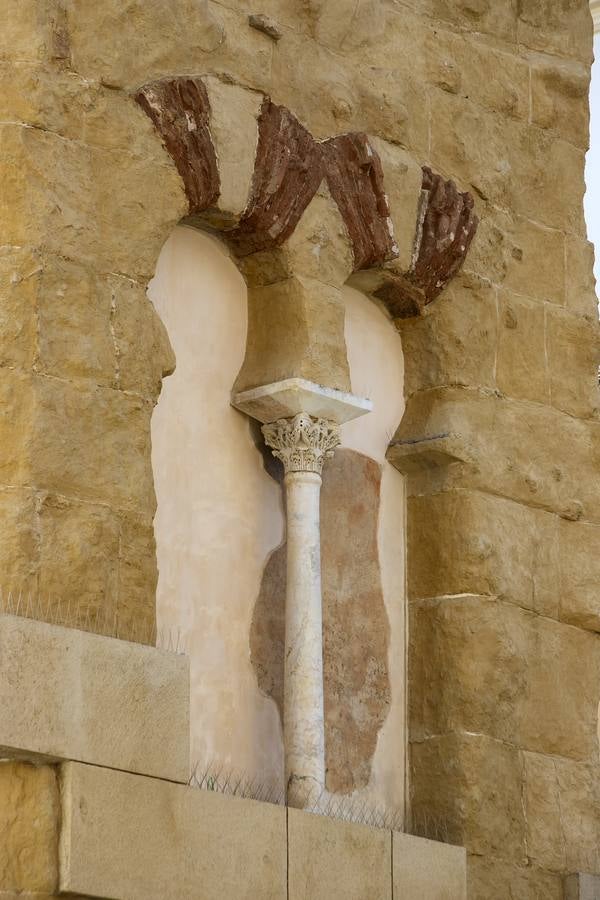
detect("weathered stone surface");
top-left (202, 76), bottom-right (262, 224)
top-left (288, 809), bottom-right (391, 900)
top-left (430, 92), bottom-right (586, 235)
top-left (398, 274), bottom-right (497, 396)
top-left (228, 100), bottom-right (323, 256)
top-left (523, 753), bottom-right (600, 875)
top-left (109, 275), bottom-right (175, 400)
top-left (393, 388), bottom-right (600, 523)
top-left (410, 595), bottom-right (600, 760)
top-left (565, 235), bottom-right (598, 316)
top-left (565, 872), bottom-right (600, 900)
top-left (0, 488), bottom-right (38, 593)
top-left (467, 855), bottom-right (563, 900)
top-left (234, 276), bottom-right (351, 394)
top-left (135, 78), bottom-right (220, 217)
top-left (369, 139), bottom-right (422, 272)
top-left (375, 168), bottom-right (477, 318)
top-left (496, 290), bottom-right (548, 404)
top-left (407, 491), bottom-right (560, 617)
top-left (501, 216), bottom-right (566, 306)
top-left (393, 832), bottom-right (466, 900)
top-left (517, 0), bottom-right (593, 63)
top-left (59, 763), bottom-right (287, 899)
top-left (37, 495), bottom-right (120, 629)
top-left (411, 733), bottom-right (526, 860)
top-left (559, 519), bottom-right (600, 632)
top-left (530, 56), bottom-right (590, 149)
top-left (66, 0), bottom-right (226, 88)
top-left (0, 761), bottom-right (58, 893)
top-left (0, 247), bottom-right (38, 371)
top-left (425, 30), bottom-right (529, 121)
top-left (546, 307), bottom-right (600, 419)
top-left (322, 132), bottom-right (395, 271)
top-left (0, 614), bottom-right (189, 781)
top-left (425, 0), bottom-right (519, 43)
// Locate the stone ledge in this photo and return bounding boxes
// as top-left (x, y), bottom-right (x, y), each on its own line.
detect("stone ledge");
top-left (58, 761), bottom-right (468, 900)
top-left (0, 615), bottom-right (189, 783)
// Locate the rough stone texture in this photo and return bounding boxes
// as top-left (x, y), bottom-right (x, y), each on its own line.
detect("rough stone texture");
top-left (1, 1), bottom-right (599, 895)
top-left (0, 614), bottom-right (189, 782)
top-left (250, 449), bottom-right (390, 795)
top-left (393, 832), bottom-right (466, 900)
top-left (288, 808), bottom-right (391, 900)
top-left (566, 873), bottom-right (600, 900)
top-left (0, 761), bottom-right (59, 893)
top-left (59, 762), bottom-right (287, 900)
top-left (410, 596), bottom-right (600, 761)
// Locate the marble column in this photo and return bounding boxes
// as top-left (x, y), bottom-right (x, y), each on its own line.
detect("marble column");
top-left (262, 413), bottom-right (340, 809)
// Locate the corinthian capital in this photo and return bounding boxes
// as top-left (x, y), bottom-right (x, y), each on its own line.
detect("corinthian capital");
top-left (262, 413), bottom-right (341, 475)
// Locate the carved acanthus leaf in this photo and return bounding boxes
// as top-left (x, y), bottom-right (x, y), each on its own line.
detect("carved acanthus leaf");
top-left (262, 414), bottom-right (341, 475)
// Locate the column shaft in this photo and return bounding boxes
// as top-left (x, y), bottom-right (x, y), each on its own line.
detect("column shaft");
top-left (284, 470), bottom-right (325, 808)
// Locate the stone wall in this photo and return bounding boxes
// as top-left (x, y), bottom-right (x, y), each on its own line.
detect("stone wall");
top-left (0, 1), bottom-right (598, 897)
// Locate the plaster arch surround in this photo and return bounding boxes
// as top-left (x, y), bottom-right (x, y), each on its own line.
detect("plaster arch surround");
top-left (149, 225), bottom-right (406, 815)
top-left (149, 225), bottom-right (285, 780)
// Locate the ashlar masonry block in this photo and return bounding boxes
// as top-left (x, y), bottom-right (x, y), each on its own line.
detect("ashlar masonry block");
top-left (0, 614), bottom-right (189, 782)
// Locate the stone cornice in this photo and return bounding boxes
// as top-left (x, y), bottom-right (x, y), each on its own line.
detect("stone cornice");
top-left (134, 76), bottom-right (478, 318)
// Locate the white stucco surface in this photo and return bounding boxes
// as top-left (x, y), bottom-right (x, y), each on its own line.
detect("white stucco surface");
top-left (342, 287), bottom-right (407, 816)
top-left (149, 228), bottom-right (406, 812)
top-left (149, 226), bottom-right (284, 779)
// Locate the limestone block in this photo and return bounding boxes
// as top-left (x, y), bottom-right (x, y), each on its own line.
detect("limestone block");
top-left (66, 0), bottom-right (225, 89)
top-left (59, 763), bottom-right (287, 899)
top-left (353, 65), bottom-right (429, 155)
top-left (307, 0), bottom-right (386, 53)
top-left (530, 57), bottom-right (590, 149)
top-left (36, 259), bottom-right (116, 387)
top-left (234, 276), bottom-right (351, 394)
top-left (424, 0), bottom-right (518, 43)
top-left (288, 809), bottom-right (391, 900)
top-left (559, 520), bottom-right (600, 632)
top-left (410, 595), bottom-right (600, 760)
top-left (0, 124), bottom-right (185, 283)
top-left (0, 370), bottom-right (35, 487)
top-left (430, 93), bottom-right (586, 235)
top-left (411, 733), bottom-right (526, 860)
top-left (0, 0), bottom-right (56, 63)
top-left (369, 139), bottom-right (422, 272)
top-left (37, 495), bottom-right (120, 630)
top-left (424, 30), bottom-right (529, 121)
top-left (0, 488), bottom-right (38, 593)
top-left (523, 753), bottom-right (600, 875)
top-left (407, 491), bottom-right (560, 617)
top-left (202, 76), bottom-right (261, 226)
top-left (271, 30), bottom-right (357, 139)
top-left (398, 273), bottom-right (497, 398)
top-left (565, 236), bottom-right (598, 316)
top-left (517, 0), bottom-right (593, 63)
top-left (109, 275), bottom-right (175, 400)
top-left (0, 247), bottom-right (38, 370)
top-left (501, 216), bottom-right (565, 306)
top-left (393, 832), bottom-right (466, 900)
top-left (566, 873), bottom-right (600, 900)
top-left (0, 761), bottom-right (59, 893)
top-left (0, 614), bottom-right (189, 781)
top-left (467, 856), bottom-right (563, 900)
top-left (546, 307), bottom-right (600, 419)
top-left (117, 513), bottom-right (158, 643)
top-left (393, 387), bottom-right (600, 524)
top-left (281, 189), bottom-right (355, 288)
top-left (496, 290), bottom-right (548, 404)
top-left (27, 374), bottom-right (156, 516)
